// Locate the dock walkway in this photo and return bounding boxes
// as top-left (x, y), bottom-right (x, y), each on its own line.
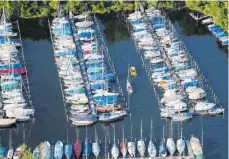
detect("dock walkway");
top-left (69, 18), bottom-right (96, 114)
top-left (189, 12), bottom-right (209, 21)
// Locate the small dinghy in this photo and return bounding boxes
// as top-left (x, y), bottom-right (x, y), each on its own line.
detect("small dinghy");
top-left (126, 80), bottom-right (133, 95)
top-left (54, 141), bottom-right (63, 159)
top-left (130, 66), bottom-right (137, 77)
top-left (64, 144), bottom-right (73, 159)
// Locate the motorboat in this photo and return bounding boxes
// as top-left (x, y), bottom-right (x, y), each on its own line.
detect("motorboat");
top-left (0, 119), bottom-right (16, 128)
top-left (194, 101), bottom-right (215, 111)
top-left (171, 112), bottom-right (193, 121)
top-left (98, 110), bottom-right (127, 122)
top-left (70, 115), bottom-right (97, 126)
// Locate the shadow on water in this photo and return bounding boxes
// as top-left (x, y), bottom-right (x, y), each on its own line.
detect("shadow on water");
top-left (18, 18), bottom-right (50, 41)
top-left (97, 13), bottom-right (130, 44)
top-left (167, 9), bottom-right (228, 53)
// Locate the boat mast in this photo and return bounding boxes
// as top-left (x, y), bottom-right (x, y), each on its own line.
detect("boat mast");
top-left (122, 124), bottom-right (125, 143)
top-left (105, 135), bottom-right (107, 159)
top-left (113, 125), bottom-right (116, 146)
top-left (140, 119), bottom-right (143, 141)
top-left (162, 126), bottom-right (165, 143)
top-left (130, 123), bottom-right (133, 142)
top-left (201, 122), bottom-right (204, 154)
top-left (95, 127), bottom-right (98, 143)
top-left (180, 122), bottom-right (183, 139)
top-left (150, 118), bottom-right (153, 141)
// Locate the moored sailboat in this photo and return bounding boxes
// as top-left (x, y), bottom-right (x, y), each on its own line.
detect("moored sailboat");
top-left (127, 123), bottom-right (136, 158)
top-left (92, 127), bottom-right (100, 158)
top-left (137, 119), bottom-right (146, 157)
top-left (147, 118), bottom-right (157, 157)
top-left (111, 126), bottom-right (119, 159)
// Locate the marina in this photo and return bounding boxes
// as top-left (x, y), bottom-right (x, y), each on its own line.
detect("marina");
top-left (125, 7), bottom-right (225, 121)
top-left (0, 2), bottom-right (227, 159)
top-left (0, 7), bottom-right (34, 125)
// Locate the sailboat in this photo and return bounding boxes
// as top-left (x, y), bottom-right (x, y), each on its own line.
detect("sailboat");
top-left (137, 119), bottom-right (146, 157)
top-left (127, 123), bottom-right (136, 158)
top-left (54, 141), bottom-right (63, 159)
top-left (111, 126), bottom-right (119, 159)
top-left (176, 122), bottom-right (185, 156)
top-left (83, 126), bottom-right (91, 158)
top-left (74, 129), bottom-right (82, 159)
top-left (147, 118), bottom-right (157, 157)
top-left (119, 125), bottom-right (127, 158)
top-left (32, 147), bottom-right (39, 159)
top-left (166, 120), bottom-right (176, 156)
top-left (126, 66), bottom-right (133, 95)
top-left (92, 127), bottom-right (100, 158)
top-left (64, 144), bottom-right (73, 159)
top-left (99, 90), bottom-right (127, 123)
top-left (159, 126), bottom-right (167, 157)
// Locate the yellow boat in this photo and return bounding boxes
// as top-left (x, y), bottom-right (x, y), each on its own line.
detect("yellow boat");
top-left (130, 66), bottom-right (137, 77)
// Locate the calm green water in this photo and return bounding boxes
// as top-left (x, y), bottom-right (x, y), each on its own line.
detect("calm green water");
top-left (0, 10), bottom-right (227, 159)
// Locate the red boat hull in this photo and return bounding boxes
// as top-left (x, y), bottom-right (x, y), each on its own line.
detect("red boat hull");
top-left (0, 68), bottom-right (26, 75)
top-left (96, 105), bottom-right (121, 113)
top-left (74, 141), bottom-right (82, 159)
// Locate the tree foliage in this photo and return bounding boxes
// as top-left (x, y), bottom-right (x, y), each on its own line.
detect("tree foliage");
top-left (185, 0), bottom-right (228, 32)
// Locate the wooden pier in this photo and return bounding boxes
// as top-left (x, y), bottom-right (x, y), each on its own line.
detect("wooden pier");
top-left (189, 12), bottom-right (209, 21)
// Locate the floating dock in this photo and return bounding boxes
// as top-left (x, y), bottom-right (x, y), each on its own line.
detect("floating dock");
top-left (189, 12), bottom-right (209, 21)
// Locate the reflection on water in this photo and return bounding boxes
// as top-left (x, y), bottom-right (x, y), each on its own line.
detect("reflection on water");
top-left (167, 9), bottom-right (228, 53)
top-left (0, 12), bottom-right (227, 159)
top-left (98, 13), bottom-right (130, 44)
top-left (18, 18), bottom-right (50, 41)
